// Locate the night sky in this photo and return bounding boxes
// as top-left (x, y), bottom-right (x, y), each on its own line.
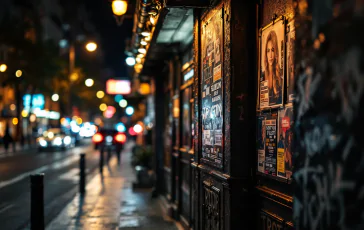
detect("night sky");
top-left (84, 0), bottom-right (134, 79)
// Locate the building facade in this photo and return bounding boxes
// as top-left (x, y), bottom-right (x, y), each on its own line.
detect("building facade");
top-left (130, 0), bottom-right (364, 229)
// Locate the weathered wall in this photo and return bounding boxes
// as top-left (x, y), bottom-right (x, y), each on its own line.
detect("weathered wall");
top-left (260, 0), bottom-right (294, 27)
top-left (256, 0), bottom-right (296, 229)
top-left (294, 0), bottom-right (364, 229)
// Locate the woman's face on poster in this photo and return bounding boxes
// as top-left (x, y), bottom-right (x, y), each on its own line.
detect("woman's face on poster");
top-left (266, 40), bottom-right (275, 67)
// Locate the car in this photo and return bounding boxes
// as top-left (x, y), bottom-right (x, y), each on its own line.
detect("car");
top-left (36, 128), bottom-right (75, 151)
top-left (92, 128), bottom-right (126, 164)
top-left (79, 122), bottom-right (97, 138)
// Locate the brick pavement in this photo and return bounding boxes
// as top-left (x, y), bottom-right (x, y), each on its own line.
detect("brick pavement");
top-left (47, 142), bottom-right (179, 230)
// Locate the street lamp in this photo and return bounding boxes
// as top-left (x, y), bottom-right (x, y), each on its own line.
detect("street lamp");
top-left (133, 124), bottom-right (143, 134)
top-left (125, 106), bottom-right (134, 115)
top-left (138, 48), bottom-right (146, 54)
top-left (52, 94), bottom-right (59, 102)
top-left (126, 57), bottom-right (136, 66)
top-left (141, 31), bottom-right (151, 37)
top-left (22, 110), bottom-right (28, 117)
top-left (150, 15), bottom-right (157, 25)
top-left (0, 64), bottom-right (7, 72)
top-left (10, 104), bottom-right (16, 111)
top-left (85, 42), bottom-right (97, 52)
top-left (112, 0), bottom-right (128, 16)
top-left (85, 78), bottom-right (94, 87)
top-left (12, 118), bottom-right (18, 125)
top-left (96, 91), bottom-right (105, 99)
top-left (114, 95), bottom-right (123, 102)
top-left (15, 70), bottom-right (22, 78)
top-left (119, 99), bottom-right (127, 108)
top-left (99, 103), bottom-right (107, 112)
top-left (68, 39), bottom-right (98, 115)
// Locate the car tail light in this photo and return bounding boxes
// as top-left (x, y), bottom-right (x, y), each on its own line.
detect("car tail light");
top-left (92, 133), bottom-right (103, 143)
top-left (115, 133), bottom-right (126, 143)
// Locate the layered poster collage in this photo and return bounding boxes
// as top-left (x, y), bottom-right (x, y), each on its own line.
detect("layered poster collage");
top-left (201, 9), bottom-right (223, 166)
top-left (257, 107), bottom-right (293, 179)
top-left (257, 18), bottom-right (295, 180)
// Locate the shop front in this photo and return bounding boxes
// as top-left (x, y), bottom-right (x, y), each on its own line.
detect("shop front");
top-left (130, 0), bottom-right (364, 229)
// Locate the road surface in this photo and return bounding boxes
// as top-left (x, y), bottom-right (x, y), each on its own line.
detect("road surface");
top-left (0, 140), bottom-right (104, 230)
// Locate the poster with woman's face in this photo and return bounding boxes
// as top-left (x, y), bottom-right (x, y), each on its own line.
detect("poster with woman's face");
top-left (287, 20), bottom-right (295, 103)
top-left (260, 19), bottom-right (285, 109)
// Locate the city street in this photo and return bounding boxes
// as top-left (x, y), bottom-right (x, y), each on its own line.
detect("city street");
top-left (0, 140), bottom-right (101, 230)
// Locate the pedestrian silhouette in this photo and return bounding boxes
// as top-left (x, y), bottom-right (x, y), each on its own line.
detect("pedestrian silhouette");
top-left (3, 123), bottom-right (13, 153)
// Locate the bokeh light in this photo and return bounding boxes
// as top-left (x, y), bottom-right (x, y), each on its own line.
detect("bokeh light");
top-left (119, 99), bottom-right (127, 108)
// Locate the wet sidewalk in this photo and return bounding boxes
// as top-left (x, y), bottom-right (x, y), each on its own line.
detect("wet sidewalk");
top-left (0, 143), bottom-right (35, 158)
top-left (47, 142), bottom-right (179, 230)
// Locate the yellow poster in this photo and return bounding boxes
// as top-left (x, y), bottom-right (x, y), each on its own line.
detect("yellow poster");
top-left (213, 64), bottom-right (222, 82)
top-left (277, 147), bottom-right (285, 176)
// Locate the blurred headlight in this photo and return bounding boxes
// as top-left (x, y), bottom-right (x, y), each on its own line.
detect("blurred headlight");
top-left (48, 132), bottom-right (54, 139)
top-left (64, 136), bottom-right (71, 145)
top-left (39, 139), bottom-right (47, 147)
top-left (53, 137), bottom-right (62, 146)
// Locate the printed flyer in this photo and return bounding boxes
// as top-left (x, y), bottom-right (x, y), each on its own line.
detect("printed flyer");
top-left (265, 118), bottom-right (277, 176)
top-left (257, 115), bottom-right (266, 173)
top-left (277, 106), bottom-right (294, 179)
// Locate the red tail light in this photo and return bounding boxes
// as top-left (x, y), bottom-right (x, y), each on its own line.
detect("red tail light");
top-left (92, 133), bottom-right (103, 143)
top-left (115, 133), bottom-right (126, 143)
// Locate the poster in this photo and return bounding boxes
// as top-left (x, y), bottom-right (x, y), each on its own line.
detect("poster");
top-left (201, 9), bottom-right (223, 166)
top-left (287, 20), bottom-right (295, 103)
top-left (257, 116), bottom-right (266, 173)
top-left (265, 118), bottom-right (277, 176)
top-left (277, 106), bottom-right (294, 179)
top-left (259, 17), bottom-right (285, 109)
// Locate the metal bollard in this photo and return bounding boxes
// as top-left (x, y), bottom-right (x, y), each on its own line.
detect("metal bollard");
top-left (80, 153), bottom-right (86, 194)
top-left (99, 150), bottom-right (104, 174)
top-left (30, 174), bottom-right (44, 230)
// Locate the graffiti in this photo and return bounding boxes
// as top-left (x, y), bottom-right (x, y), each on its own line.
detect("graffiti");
top-left (332, 49), bottom-right (364, 124)
top-left (294, 0), bottom-right (364, 228)
top-left (302, 124), bottom-right (341, 157)
top-left (296, 69), bottom-right (321, 121)
top-left (294, 157), bottom-right (357, 229)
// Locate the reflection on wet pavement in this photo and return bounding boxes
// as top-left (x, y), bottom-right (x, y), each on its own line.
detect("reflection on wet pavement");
top-left (47, 142), bottom-right (179, 230)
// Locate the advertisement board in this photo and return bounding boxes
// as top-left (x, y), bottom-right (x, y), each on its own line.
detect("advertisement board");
top-left (106, 79), bottom-right (131, 95)
top-left (201, 7), bottom-right (223, 167)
